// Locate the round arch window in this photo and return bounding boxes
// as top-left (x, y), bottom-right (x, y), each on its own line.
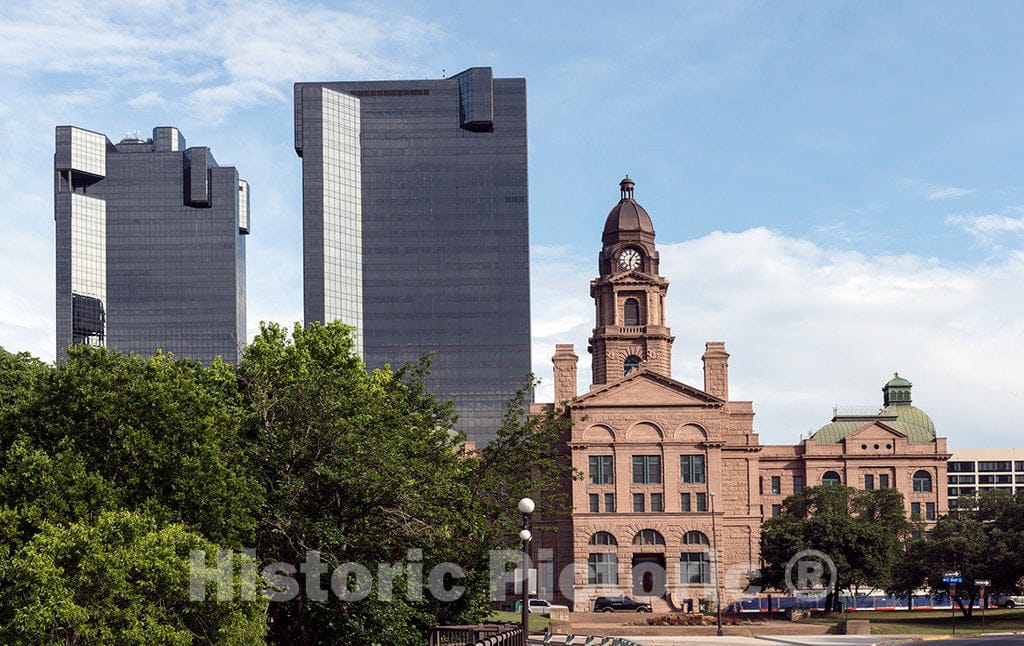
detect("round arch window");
top-left (912, 470), bottom-right (932, 493)
top-left (632, 529), bottom-right (666, 546)
top-left (624, 355), bottom-right (642, 375)
top-left (624, 298), bottom-right (641, 326)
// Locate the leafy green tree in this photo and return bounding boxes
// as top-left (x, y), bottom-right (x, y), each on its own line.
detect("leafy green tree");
top-left (904, 490), bottom-right (1024, 618)
top-left (465, 385), bottom-right (574, 541)
top-left (918, 514), bottom-right (989, 617)
top-left (888, 535), bottom-right (930, 610)
top-left (0, 344), bottom-right (266, 643)
top-left (0, 510), bottom-right (265, 645)
top-left (0, 437), bottom-right (119, 539)
top-left (0, 347), bottom-right (49, 441)
top-left (6, 346), bottom-right (263, 546)
top-left (238, 322), bottom-right (573, 644)
top-left (972, 491), bottom-right (1024, 596)
top-left (0, 325), bottom-right (574, 645)
top-left (757, 486), bottom-right (908, 612)
top-left (446, 381), bottom-right (574, 626)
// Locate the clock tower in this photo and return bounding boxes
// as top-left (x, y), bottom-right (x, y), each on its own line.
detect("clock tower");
top-left (588, 177), bottom-right (675, 385)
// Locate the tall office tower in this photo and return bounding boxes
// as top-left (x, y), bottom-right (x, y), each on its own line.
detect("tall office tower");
top-left (294, 67), bottom-right (531, 445)
top-left (54, 126), bottom-right (250, 364)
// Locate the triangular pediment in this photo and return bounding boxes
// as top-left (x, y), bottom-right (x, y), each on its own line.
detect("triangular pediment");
top-left (570, 369), bottom-right (723, 408)
top-left (605, 270), bottom-right (665, 285)
top-left (843, 421), bottom-right (908, 441)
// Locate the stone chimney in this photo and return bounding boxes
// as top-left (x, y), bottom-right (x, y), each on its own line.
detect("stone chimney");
top-left (552, 344), bottom-right (579, 404)
top-left (702, 341), bottom-right (729, 400)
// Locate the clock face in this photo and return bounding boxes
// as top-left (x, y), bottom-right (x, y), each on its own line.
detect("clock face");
top-left (618, 248), bottom-right (642, 271)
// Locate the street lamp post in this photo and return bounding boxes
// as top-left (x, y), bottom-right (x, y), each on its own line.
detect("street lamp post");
top-left (710, 491), bottom-right (723, 637)
top-left (518, 497), bottom-right (535, 646)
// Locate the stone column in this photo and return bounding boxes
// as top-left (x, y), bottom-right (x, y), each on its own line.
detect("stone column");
top-left (702, 342), bottom-right (730, 400)
top-left (614, 444), bottom-right (630, 514)
top-left (552, 344), bottom-right (579, 405)
top-left (746, 456), bottom-right (760, 517)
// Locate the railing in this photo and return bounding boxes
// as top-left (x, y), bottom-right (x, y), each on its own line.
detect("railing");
top-left (429, 624), bottom-right (521, 646)
top-left (475, 626), bottom-right (523, 645)
top-left (618, 326), bottom-right (646, 334)
top-left (430, 624), bottom-right (640, 646)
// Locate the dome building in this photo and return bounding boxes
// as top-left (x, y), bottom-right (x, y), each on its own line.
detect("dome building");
top-left (759, 372), bottom-right (948, 528)
top-left (530, 177), bottom-right (950, 613)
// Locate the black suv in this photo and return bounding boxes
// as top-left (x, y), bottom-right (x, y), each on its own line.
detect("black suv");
top-left (593, 596), bottom-right (653, 613)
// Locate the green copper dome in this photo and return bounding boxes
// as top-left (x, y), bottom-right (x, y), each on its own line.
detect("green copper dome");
top-left (811, 373), bottom-right (936, 444)
top-left (878, 403), bottom-right (936, 440)
top-left (885, 373), bottom-right (912, 388)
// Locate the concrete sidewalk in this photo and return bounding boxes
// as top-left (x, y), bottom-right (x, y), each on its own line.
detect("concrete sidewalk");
top-left (533, 636), bottom-right (913, 645)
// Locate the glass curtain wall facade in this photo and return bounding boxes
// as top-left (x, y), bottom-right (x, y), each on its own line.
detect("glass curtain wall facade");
top-left (294, 67), bottom-right (531, 445)
top-left (54, 126), bottom-right (249, 364)
top-left (55, 128), bottom-right (109, 350)
top-left (296, 87), bottom-right (364, 355)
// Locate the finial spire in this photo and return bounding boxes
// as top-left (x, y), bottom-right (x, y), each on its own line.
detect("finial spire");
top-left (619, 175), bottom-right (635, 200)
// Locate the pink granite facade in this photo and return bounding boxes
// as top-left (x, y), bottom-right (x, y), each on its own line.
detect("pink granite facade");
top-left (531, 178), bottom-right (950, 612)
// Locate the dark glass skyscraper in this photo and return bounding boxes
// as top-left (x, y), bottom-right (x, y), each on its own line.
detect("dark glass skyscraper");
top-left (294, 67), bottom-right (531, 445)
top-left (54, 126), bottom-right (249, 363)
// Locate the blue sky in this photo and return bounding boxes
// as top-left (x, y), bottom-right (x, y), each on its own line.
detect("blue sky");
top-left (1, 1), bottom-right (1022, 446)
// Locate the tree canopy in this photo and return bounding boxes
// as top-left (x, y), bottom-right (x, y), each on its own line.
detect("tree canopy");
top-left (757, 485), bottom-right (910, 611)
top-left (759, 483), bottom-right (1024, 619)
top-left (0, 324), bottom-right (572, 644)
top-left (893, 490), bottom-right (1024, 617)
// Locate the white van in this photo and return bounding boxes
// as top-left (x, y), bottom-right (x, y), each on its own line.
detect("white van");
top-left (527, 598), bottom-right (569, 615)
top-left (991, 594), bottom-right (1024, 608)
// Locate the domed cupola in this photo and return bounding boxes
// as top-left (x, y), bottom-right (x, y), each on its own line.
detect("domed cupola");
top-left (880, 372), bottom-right (937, 442)
top-left (589, 176), bottom-right (674, 385)
top-left (602, 176), bottom-right (655, 245)
top-left (883, 372), bottom-right (913, 406)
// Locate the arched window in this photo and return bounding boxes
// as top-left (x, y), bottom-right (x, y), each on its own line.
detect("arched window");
top-left (590, 531), bottom-right (618, 546)
top-left (624, 355), bottom-right (642, 376)
top-left (632, 529), bottom-right (666, 546)
top-left (822, 471), bottom-right (842, 486)
top-left (682, 531), bottom-right (709, 546)
top-left (912, 470), bottom-right (932, 493)
top-left (624, 298), bottom-right (641, 326)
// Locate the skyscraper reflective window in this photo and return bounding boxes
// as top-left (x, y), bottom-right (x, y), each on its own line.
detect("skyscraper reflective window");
top-left (294, 67), bottom-right (531, 445)
top-left (54, 126), bottom-right (249, 364)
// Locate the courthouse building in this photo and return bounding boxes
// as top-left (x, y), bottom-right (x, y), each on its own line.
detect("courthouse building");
top-left (532, 177), bottom-right (949, 611)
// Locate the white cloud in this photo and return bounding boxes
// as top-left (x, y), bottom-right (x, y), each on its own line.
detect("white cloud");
top-left (186, 80), bottom-right (285, 122)
top-left (927, 186), bottom-right (974, 200)
top-left (0, 229), bottom-right (55, 360)
top-left (947, 212), bottom-right (1024, 244)
top-left (531, 228), bottom-right (1024, 448)
top-left (127, 90), bottom-right (168, 108)
top-left (900, 179), bottom-right (975, 201)
top-left (0, 0), bottom-right (444, 120)
top-left (531, 244), bottom-right (595, 385)
top-left (0, 0), bottom-right (446, 365)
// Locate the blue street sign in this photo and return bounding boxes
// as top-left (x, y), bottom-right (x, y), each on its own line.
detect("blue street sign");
top-left (943, 577), bottom-right (962, 584)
